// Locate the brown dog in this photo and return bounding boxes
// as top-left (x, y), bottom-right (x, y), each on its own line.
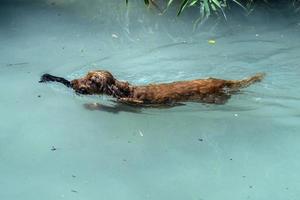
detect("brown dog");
top-left (40, 70), bottom-right (265, 106)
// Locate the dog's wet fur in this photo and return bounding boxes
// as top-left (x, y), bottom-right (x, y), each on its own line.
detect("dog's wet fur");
top-left (40, 70), bottom-right (265, 107)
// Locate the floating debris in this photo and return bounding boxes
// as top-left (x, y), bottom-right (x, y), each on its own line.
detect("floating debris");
top-left (198, 138), bottom-right (203, 142)
top-left (138, 130), bottom-right (144, 137)
top-left (112, 33), bottom-right (119, 39)
top-left (51, 146), bottom-right (57, 151)
top-left (71, 190), bottom-right (78, 193)
top-left (254, 97), bottom-right (261, 101)
top-left (208, 39), bottom-right (216, 44)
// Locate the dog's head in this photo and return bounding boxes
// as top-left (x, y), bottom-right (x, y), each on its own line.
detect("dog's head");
top-left (71, 70), bottom-right (116, 95)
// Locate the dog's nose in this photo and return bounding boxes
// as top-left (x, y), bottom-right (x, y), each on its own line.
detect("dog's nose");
top-left (39, 74), bottom-right (52, 82)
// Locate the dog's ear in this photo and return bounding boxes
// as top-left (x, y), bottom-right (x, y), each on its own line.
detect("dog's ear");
top-left (115, 81), bottom-right (130, 94)
top-left (99, 78), bottom-right (107, 93)
top-left (91, 72), bottom-right (115, 88)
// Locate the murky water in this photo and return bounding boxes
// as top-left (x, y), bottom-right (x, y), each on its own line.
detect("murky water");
top-left (1, 1), bottom-right (300, 199)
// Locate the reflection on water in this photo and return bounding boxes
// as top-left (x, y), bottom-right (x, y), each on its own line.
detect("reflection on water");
top-left (1, 1), bottom-right (300, 200)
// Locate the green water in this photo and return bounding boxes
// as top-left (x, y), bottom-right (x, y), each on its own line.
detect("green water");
top-left (0, 1), bottom-right (300, 199)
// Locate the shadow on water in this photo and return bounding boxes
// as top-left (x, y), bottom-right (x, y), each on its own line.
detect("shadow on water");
top-left (83, 101), bottom-right (187, 114)
top-left (83, 102), bottom-right (143, 114)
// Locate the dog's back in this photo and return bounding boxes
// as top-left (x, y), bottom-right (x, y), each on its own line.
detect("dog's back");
top-left (130, 73), bottom-right (265, 104)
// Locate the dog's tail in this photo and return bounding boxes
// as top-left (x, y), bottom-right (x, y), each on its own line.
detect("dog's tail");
top-left (39, 73), bottom-right (71, 88)
top-left (226, 73), bottom-right (266, 91)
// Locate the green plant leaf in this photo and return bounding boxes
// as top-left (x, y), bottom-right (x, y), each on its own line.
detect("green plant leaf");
top-left (189, 0), bottom-right (198, 6)
top-left (193, 15), bottom-right (202, 31)
top-left (167, 0), bottom-right (174, 7)
top-left (125, 0), bottom-right (128, 5)
top-left (211, 3), bottom-right (216, 11)
top-left (211, 0), bottom-right (222, 8)
top-left (203, 0), bottom-right (211, 17)
top-left (232, 0), bottom-right (247, 11)
top-left (200, 2), bottom-right (205, 19)
top-left (144, 0), bottom-right (149, 6)
top-left (211, 0), bottom-right (227, 20)
top-left (177, 0), bottom-right (189, 16)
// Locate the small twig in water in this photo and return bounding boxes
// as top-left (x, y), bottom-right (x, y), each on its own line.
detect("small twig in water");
top-left (6, 62), bottom-right (29, 67)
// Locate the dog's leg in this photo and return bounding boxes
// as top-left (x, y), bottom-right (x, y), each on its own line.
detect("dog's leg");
top-left (117, 98), bottom-right (144, 105)
top-left (197, 92), bottom-right (231, 105)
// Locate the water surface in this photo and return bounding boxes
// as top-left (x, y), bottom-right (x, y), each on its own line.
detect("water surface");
top-left (1, 1), bottom-right (300, 199)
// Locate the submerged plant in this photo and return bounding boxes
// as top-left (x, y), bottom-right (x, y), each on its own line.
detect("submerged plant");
top-left (125, 0), bottom-right (251, 29)
top-left (125, 0), bottom-right (300, 27)
top-left (126, 0), bottom-right (251, 18)
top-left (292, 0), bottom-right (300, 12)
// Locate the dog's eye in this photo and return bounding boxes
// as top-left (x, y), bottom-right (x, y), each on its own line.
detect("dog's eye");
top-left (91, 76), bottom-right (100, 83)
top-left (78, 88), bottom-right (88, 94)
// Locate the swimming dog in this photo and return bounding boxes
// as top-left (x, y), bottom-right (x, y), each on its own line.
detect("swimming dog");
top-left (40, 70), bottom-right (265, 106)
